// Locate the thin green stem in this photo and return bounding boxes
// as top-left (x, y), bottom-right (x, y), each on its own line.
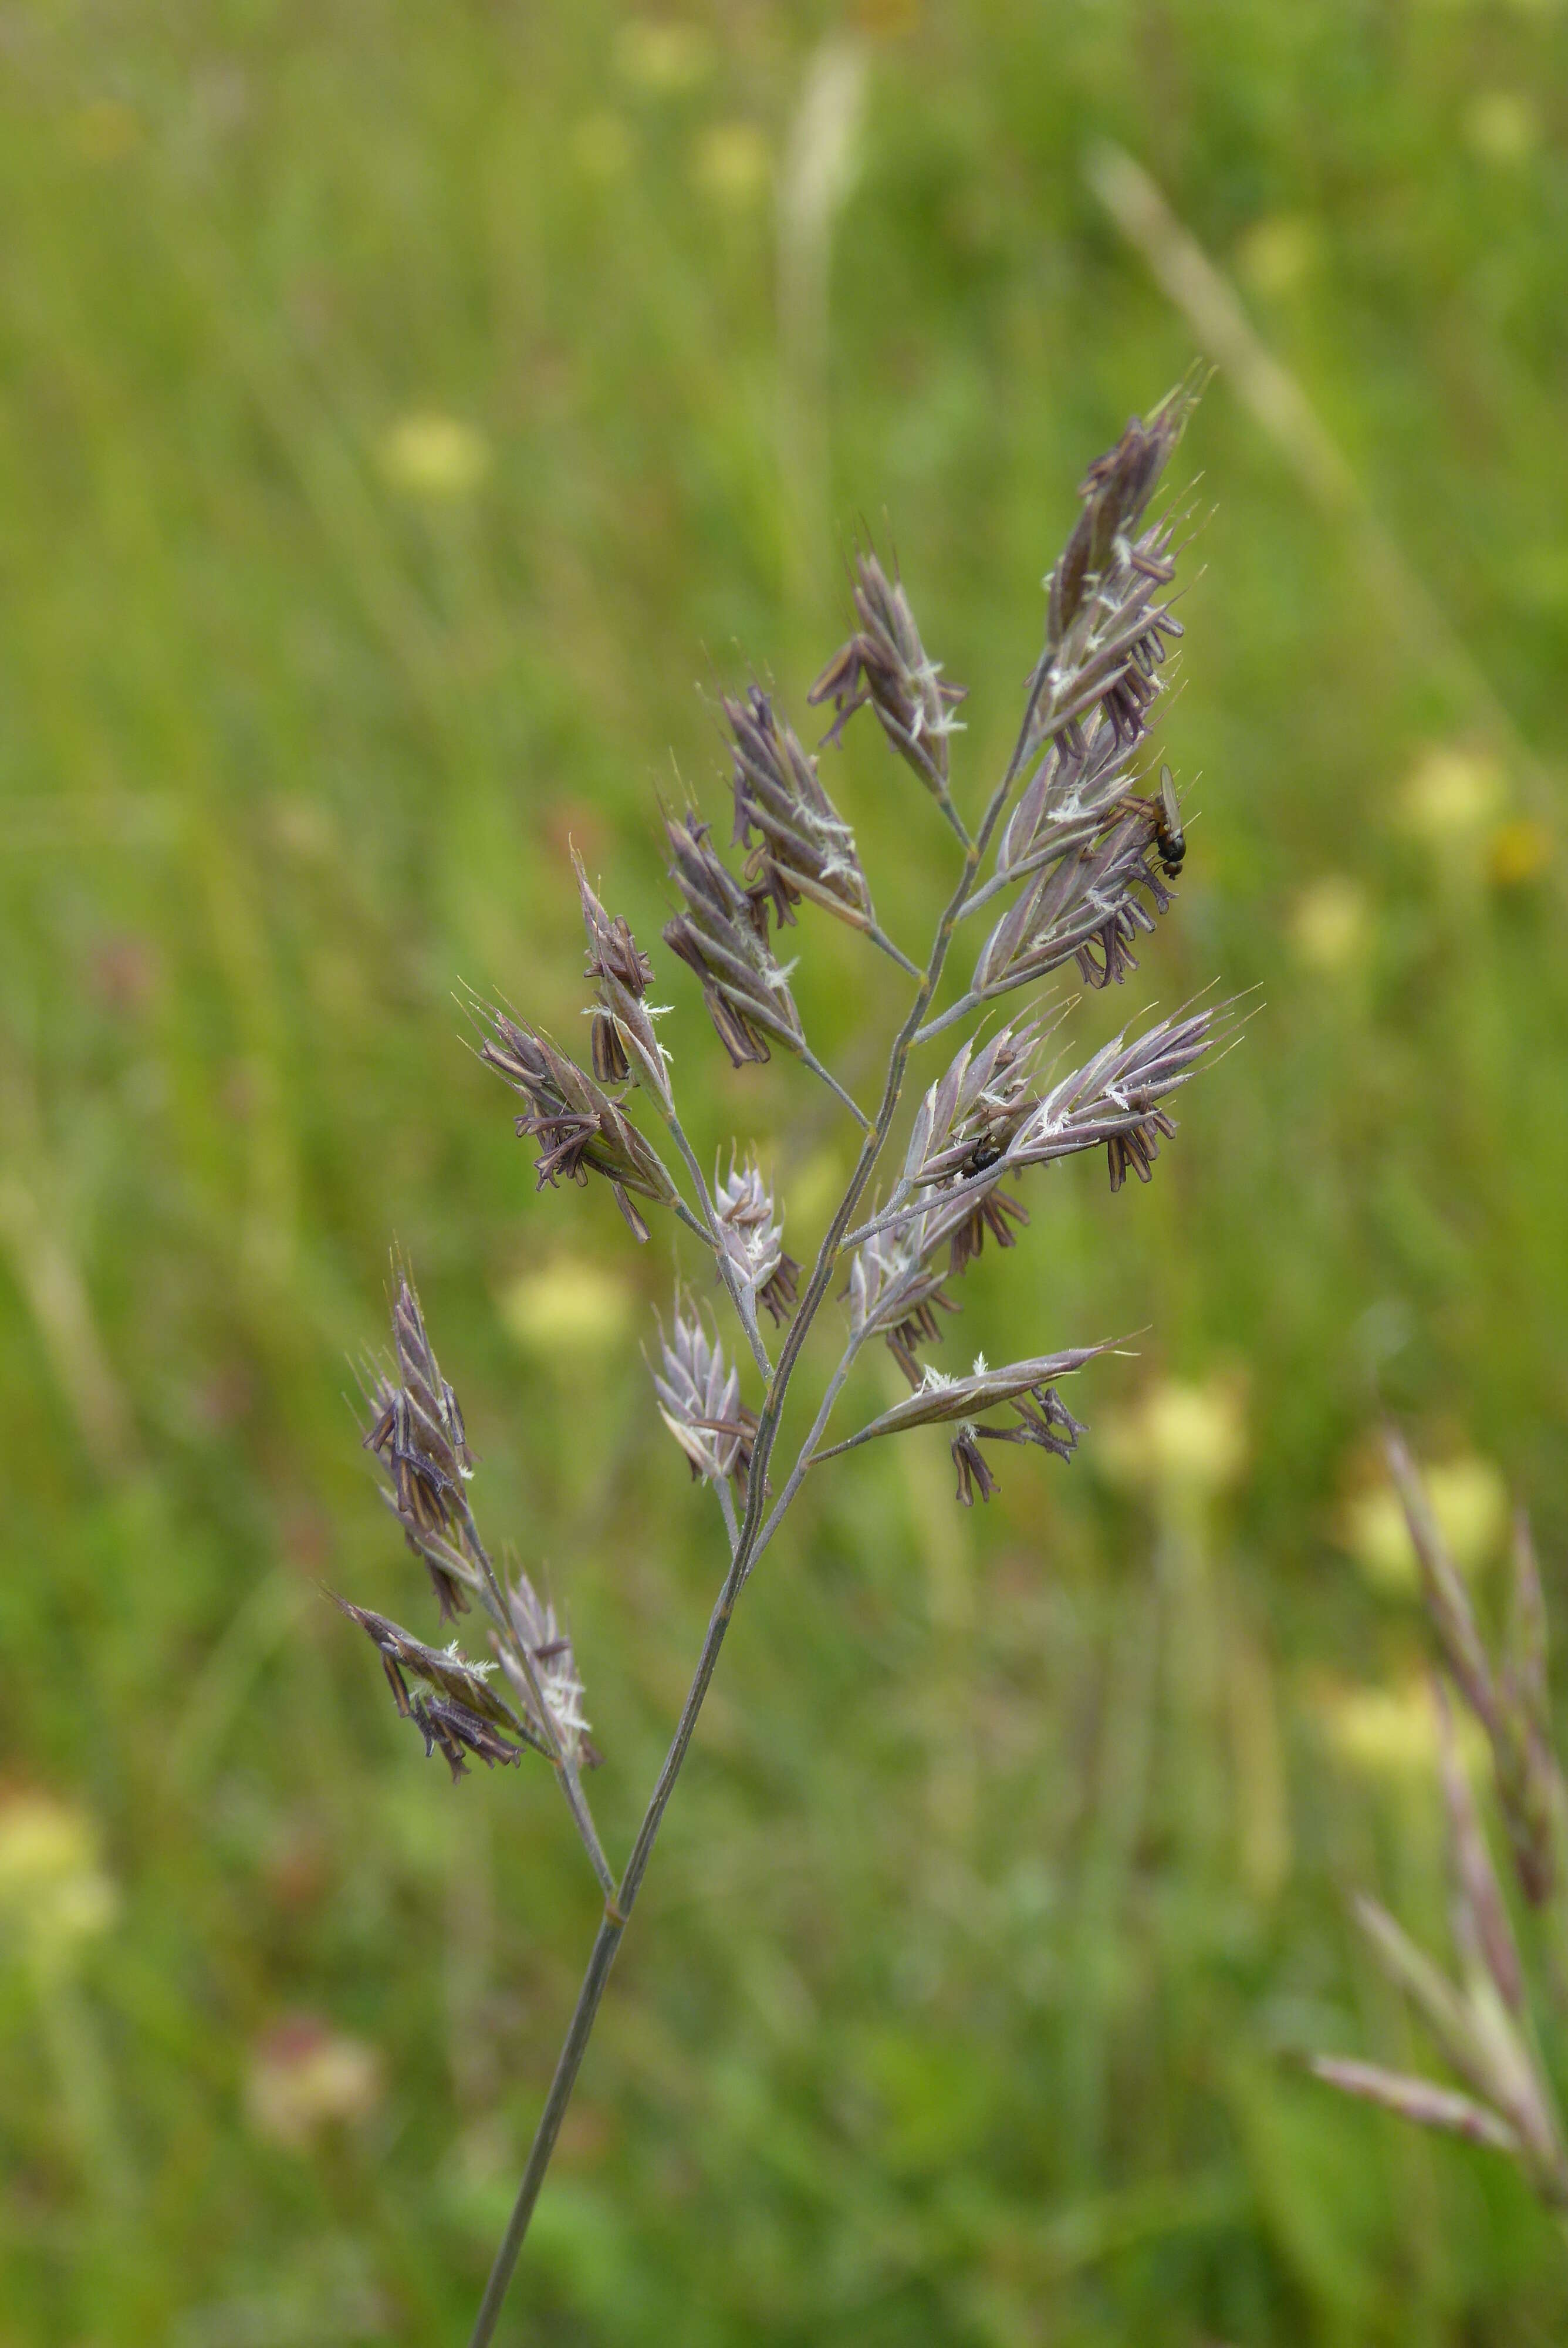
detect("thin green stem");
top-left (672, 1197), bottom-right (718, 1248)
top-left (799, 1047), bottom-right (874, 1133)
top-left (715, 1473), bottom-right (739, 1556)
top-left (869, 707), bottom-right (972, 849)
top-left (746, 1328), bottom-right (869, 1574)
top-left (806, 1428), bottom-right (877, 1465)
top-left (914, 986), bottom-right (1000, 1047)
top-left (933, 791), bottom-right (973, 850)
top-left (958, 810), bottom-right (1107, 922)
top-left (843, 1156), bottom-right (1018, 1252)
top-left (866, 923), bottom-right (923, 980)
top-left (468, 1910), bottom-right (624, 2348)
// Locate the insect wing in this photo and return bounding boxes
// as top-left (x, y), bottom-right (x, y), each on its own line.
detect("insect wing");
top-left (1155, 763), bottom-right (1185, 874)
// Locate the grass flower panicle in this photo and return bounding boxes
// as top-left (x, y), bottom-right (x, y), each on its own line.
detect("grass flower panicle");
top-left (813, 1344), bottom-right (1107, 1458)
top-left (336, 386), bottom-right (1225, 2342)
top-left (972, 793), bottom-right (1178, 997)
top-left (1011, 1006), bottom-right (1218, 1191)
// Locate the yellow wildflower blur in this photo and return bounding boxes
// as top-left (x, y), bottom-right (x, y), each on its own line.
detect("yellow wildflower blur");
top-left (1289, 875), bottom-right (1371, 976)
top-left (1312, 1674), bottom-right (1488, 1782)
top-left (1236, 214), bottom-right (1320, 299)
top-left (691, 122), bottom-right (771, 208)
top-left (1340, 1451), bottom-right (1509, 1594)
top-left (1097, 1374), bottom-right (1248, 1507)
top-left (377, 413), bottom-right (492, 501)
top-left (1397, 744), bottom-right (1505, 850)
top-left (1463, 90), bottom-right (1539, 166)
top-left (497, 1257), bottom-right (635, 1355)
top-left (0, 1791), bottom-right (117, 1966)
top-left (613, 20), bottom-right (715, 96)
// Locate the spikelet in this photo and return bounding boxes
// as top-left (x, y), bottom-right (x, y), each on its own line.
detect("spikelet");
top-left (661, 814), bottom-right (807, 1068)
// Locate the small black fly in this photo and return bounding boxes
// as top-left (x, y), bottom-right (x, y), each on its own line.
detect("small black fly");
top-left (962, 1135), bottom-right (1007, 1179)
top-left (1153, 763), bottom-right (1185, 879)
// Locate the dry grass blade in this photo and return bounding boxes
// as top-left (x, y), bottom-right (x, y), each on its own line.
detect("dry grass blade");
top-left (1309, 2060), bottom-right (1520, 2157)
top-left (1383, 1426), bottom-right (1496, 1730)
top-left (1432, 1677), bottom-right (1524, 2015)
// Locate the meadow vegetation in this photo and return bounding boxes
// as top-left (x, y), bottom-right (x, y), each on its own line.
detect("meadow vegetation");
top-left (3, 4), bottom-right (1568, 2342)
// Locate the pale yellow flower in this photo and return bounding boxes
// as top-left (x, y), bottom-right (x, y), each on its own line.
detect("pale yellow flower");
top-left (1312, 1675), bottom-right (1485, 1782)
top-left (1463, 90), bottom-right (1539, 166)
top-left (691, 121), bottom-right (771, 208)
top-left (377, 413), bottom-right (491, 501)
top-left (1289, 876), bottom-right (1371, 976)
top-left (1397, 745), bottom-right (1506, 848)
top-left (613, 19), bottom-right (715, 96)
top-left (1097, 1375), bottom-right (1248, 1504)
top-left (1236, 215), bottom-right (1320, 299)
top-left (1340, 1452), bottom-right (1509, 1595)
top-left (0, 1792), bottom-right (117, 1961)
top-left (497, 1258), bottom-right (634, 1355)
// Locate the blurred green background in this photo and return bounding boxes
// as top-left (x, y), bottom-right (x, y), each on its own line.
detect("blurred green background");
top-left (5, 2), bottom-right (1568, 2340)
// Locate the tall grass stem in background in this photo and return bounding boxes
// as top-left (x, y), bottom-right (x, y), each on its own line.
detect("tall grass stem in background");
top-left (777, 37), bottom-right (868, 619)
top-left (1088, 142), bottom-right (1555, 819)
top-left (334, 386), bottom-right (1228, 2342)
top-left (1313, 1434), bottom-right (1568, 2235)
